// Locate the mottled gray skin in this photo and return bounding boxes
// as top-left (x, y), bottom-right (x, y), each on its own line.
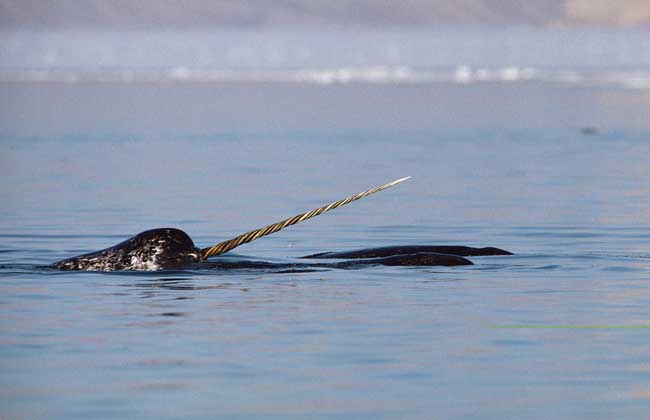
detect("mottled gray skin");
top-left (51, 228), bottom-right (201, 271)
top-left (51, 228), bottom-right (511, 271)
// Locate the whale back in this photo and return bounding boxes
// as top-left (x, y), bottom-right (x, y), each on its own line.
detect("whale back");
top-left (52, 228), bottom-right (201, 271)
top-left (301, 245), bottom-right (513, 259)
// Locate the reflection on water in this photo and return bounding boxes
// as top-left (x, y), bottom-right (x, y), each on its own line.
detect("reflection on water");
top-left (1, 80), bottom-right (650, 419)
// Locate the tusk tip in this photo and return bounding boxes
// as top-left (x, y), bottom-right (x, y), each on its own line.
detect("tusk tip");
top-left (387, 176), bottom-right (412, 186)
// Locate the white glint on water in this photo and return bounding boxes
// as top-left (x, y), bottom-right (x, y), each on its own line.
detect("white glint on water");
top-left (1, 27), bottom-right (650, 89)
top-left (2, 65), bottom-right (650, 90)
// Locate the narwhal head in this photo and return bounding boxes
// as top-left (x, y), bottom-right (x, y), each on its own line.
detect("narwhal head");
top-left (53, 228), bottom-right (202, 271)
top-left (53, 177), bottom-right (412, 271)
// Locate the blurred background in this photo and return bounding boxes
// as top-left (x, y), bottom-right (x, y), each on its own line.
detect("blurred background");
top-left (1, 0), bottom-right (649, 27)
top-left (2, 0), bottom-right (650, 225)
top-left (1, 0), bottom-right (650, 232)
top-left (1, 0), bottom-right (650, 86)
top-left (2, 3), bottom-right (650, 420)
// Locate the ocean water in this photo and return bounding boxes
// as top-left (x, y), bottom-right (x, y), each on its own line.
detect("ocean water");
top-left (2, 28), bottom-right (650, 419)
top-left (2, 27), bottom-right (650, 88)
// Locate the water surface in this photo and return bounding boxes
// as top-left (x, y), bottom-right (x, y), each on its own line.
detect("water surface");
top-left (1, 73), bottom-right (650, 418)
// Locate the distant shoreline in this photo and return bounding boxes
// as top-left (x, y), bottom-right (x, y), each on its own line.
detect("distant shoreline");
top-left (0, 0), bottom-right (648, 29)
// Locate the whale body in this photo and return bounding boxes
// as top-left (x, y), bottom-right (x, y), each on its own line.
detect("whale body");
top-left (51, 228), bottom-right (511, 272)
top-left (52, 228), bottom-right (201, 271)
top-left (301, 245), bottom-right (513, 259)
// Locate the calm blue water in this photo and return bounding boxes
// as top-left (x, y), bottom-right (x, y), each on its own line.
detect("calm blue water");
top-left (1, 77), bottom-right (650, 419)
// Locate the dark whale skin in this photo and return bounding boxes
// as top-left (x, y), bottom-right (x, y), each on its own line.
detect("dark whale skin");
top-left (301, 245), bottom-right (513, 259)
top-left (51, 230), bottom-right (511, 271)
top-left (51, 228), bottom-right (201, 271)
top-left (198, 252), bottom-right (472, 271)
top-left (332, 252), bottom-right (473, 267)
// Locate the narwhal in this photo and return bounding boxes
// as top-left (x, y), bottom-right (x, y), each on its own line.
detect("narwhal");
top-left (51, 177), bottom-right (511, 271)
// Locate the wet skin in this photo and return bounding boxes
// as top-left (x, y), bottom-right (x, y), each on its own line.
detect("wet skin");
top-left (52, 229), bottom-right (202, 271)
top-left (302, 246), bottom-right (513, 259)
top-left (51, 228), bottom-right (512, 272)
